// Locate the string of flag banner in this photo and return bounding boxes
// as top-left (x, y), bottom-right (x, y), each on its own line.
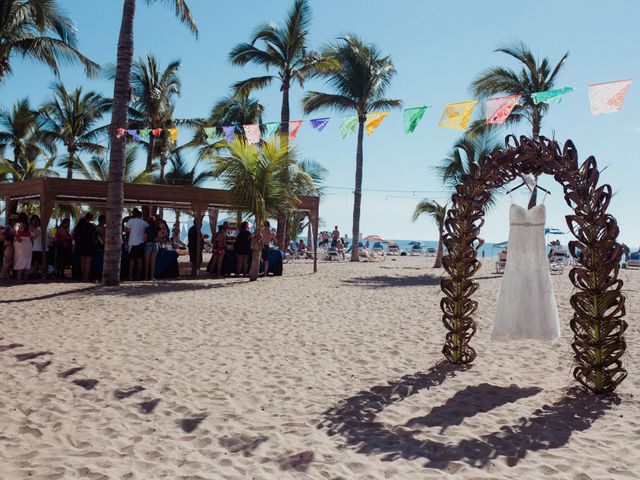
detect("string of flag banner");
top-left (114, 79), bottom-right (633, 144)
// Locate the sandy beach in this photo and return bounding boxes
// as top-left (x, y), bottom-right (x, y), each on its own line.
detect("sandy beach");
top-left (1, 256), bottom-right (638, 479)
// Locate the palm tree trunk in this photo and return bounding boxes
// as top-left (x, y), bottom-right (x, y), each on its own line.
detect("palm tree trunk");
top-left (528, 109), bottom-right (541, 209)
top-left (249, 217), bottom-right (263, 281)
top-left (433, 229), bottom-right (444, 268)
top-left (0, 57), bottom-right (8, 82)
top-left (146, 134), bottom-right (155, 171)
top-left (66, 145), bottom-right (75, 179)
top-left (350, 115), bottom-right (365, 262)
top-left (102, 0), bottom-right (136, 286)
top-left (275, 80), bottom-right (291, 247)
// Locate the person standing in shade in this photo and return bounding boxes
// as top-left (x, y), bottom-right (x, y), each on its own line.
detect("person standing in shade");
top-left (211, 224), bottom-right (227, 278)
top-left (144, 216), bottom-right (162, 280)
top-left (234, 221), bottom-right (251, 277)
top-left (30, 215), bottom-right (43, 277)
top-left (188, 223), bottom-right (203, 276)
top-left (260, 221), bottom-right (278, 276)
top-left (73, 212), bottom-right (97, 282)
top-left (54, 218), bottom-right (72, 278)
top-left (125, 208), bottom-right (148, 281)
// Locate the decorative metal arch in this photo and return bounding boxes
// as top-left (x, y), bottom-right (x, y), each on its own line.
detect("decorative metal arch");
top-left (440, 136), bottom-right (628, 394)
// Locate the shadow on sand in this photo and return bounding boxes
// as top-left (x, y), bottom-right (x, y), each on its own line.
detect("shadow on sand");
top-left (320, 361), bottom-right (618, 468)
top-left (0, 277), bottom-right (250, 304)
top-left (343, 273), bottom-right (442, 289)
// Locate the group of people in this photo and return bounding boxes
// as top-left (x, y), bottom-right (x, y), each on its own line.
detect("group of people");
top-left (1, 209), bottom-right (285, 283)
top-left (122, 208), bottom-right (174, 281)
top-left (1, 211), bottom-right (107, 283)
top-left (196, 220), bottom-right (278, 278)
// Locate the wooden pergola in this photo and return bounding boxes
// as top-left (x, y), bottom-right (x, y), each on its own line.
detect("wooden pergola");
top-left (1, 177), bottom-right (320, 276)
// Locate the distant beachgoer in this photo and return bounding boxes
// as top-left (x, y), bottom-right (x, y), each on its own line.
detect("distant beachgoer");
top-left (298, 239), bottom-right (306, 255)
top-left (144, 216), bottom-right (162, 280)
top-left (125, 208), bottom-right (148, 281)
top-left (54, 218), bottom-right (72, 278)
top-left (331, 226), bottom-right (340, 247)
top-left (336, 238), bottom-right (345, 260)
top-left (234, 221), bottom-right (251, 276)
top-left (74, 212), bottom-right (97, 282)
top-left (320, 231), bottom-right (330, 246)
top-left (13, 213), bottom-right (33, 282)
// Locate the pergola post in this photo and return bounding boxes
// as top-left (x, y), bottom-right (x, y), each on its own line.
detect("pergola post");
top-left (192, 203), bottom-right (206, 277)
top-left (40, 184), bottom-right (54, 278)
top-left (5, 197), bottom-right (17, 224)
top-left (310, 208), bottom-right (319, 273)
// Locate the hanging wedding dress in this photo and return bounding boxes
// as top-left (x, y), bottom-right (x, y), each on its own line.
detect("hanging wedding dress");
top-left (492, 199), bottom-right (561, 342)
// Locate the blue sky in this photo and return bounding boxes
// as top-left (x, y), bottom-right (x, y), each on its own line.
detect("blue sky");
top-left (3, 0), bottom-right (640, 244)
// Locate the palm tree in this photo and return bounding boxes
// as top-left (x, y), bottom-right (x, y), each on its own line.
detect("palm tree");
top-left (229, 0), bottom-right (334, 245)
top-left (303, 35), bottom-right (401, 261)
top-left (470, 41), bottom-right (568, 207)
top-left (193, 94), bottom-right (264, 160)
top-left (39, 82), bottom-right (110, 179)
top-left (127, 53), bottom-right (181, 174)
top-left (213, 138), bottom-right (296, 280)
top-left (158, 148), bottom-right (212, 238)
top-left (0, 0), bottom-right (99, 83)
top-left (412, 200), bottom-right (447, 268)
top-left (283, 158), bottom-right (327, 246)
top-left (0, 97), bottom-right (54, 180)
top-left (436, 128), bottom-right (502, 207)
top-left (229, 0), bottom-right (328, 134)
top-left (0, 149), bottom-right (57, 181)
top-left (103, 0), bottom-right (197, 286)
top-left (76, 144), bottom-right (154, 184)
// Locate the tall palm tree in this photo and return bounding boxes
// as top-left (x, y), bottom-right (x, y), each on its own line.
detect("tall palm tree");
top-left (103, 0), bottom-right (197, 286)
top-left (228, 0), bottom-right (328, 135)
top-left (0, 97), bottom-right (54, 180)
top-left (470, 41), bottom-right (569, 207)
top-left (412, 200), bottom-right (447, 268)
top-left (39, 82), bottom-right (110, 179)
top-left (0, 0), bottom-right (99, 83)
top-left (76, 144), bottom-right (154, 184)
top-left (213, 138), bottom-right (296, 280)
top-left (229, 0), bottom-right (333, 245)
top-left (128, 53), bottom-right (181, 174)
top-left (303, 35), bottom-right (401, 261)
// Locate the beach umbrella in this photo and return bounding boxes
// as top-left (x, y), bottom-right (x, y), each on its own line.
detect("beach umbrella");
top-left (364, 234), bottom-right (387, 242)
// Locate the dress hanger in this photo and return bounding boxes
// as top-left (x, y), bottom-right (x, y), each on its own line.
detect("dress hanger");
top-left (506, 179), bottom-right (551, 195)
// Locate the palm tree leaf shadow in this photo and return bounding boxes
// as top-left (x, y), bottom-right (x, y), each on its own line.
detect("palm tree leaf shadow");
top-left (320, 362), bottom-right (618, 469)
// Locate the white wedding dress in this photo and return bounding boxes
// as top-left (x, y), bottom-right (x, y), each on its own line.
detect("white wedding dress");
top-left (492, 202), bottom-right (561, 342)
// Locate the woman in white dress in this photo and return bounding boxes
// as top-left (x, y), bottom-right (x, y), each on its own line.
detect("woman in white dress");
top-left (492, 195), bottom-right (561, 342)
